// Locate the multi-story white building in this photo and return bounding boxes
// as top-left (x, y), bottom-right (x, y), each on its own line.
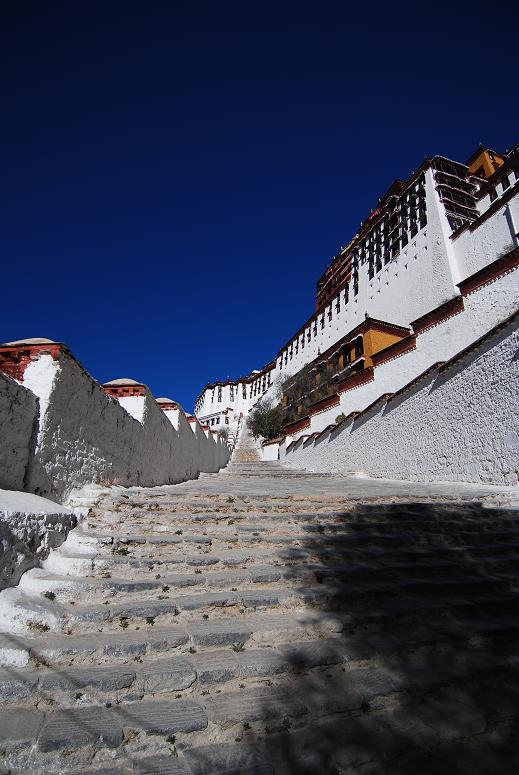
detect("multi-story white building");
top-left (194, 143), bottom-right (519, 439)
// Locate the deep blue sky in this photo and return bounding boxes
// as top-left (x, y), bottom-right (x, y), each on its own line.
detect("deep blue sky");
top-left (2, 3), bottom-right (517, 410)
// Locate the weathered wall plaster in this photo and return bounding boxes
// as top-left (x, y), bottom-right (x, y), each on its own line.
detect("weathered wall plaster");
top-left (282, 315), bottom-right (519, 485)
top-left (0, 489), bottom-right (77, 590)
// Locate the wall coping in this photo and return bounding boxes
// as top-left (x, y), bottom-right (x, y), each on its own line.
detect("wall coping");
top-left (458, 245), bottom-right (519, 296)
top-left (284, 416), bottom-right (311, 434)
top-left (411, 296), bottom-right (465, 335)
top-left (371, 335), bottom-right (417, 367)
top-left (308, 393), bottom-right (341, 416)
top-left (337, 366), bottom-right (375, 394)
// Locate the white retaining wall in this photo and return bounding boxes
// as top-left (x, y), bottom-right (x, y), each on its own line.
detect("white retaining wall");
top-left (282, 315), bottom-right (519, 485)
top-left (262, 442), bottom-right (280, 461)
top-left (0, 372), bottom-right (37, 491)
top-left (1, 348), bottom-right (229, 502)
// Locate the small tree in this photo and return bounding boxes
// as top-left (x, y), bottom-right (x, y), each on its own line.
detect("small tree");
top-left (217, 426), bottom-right (230, 441)
top-left (247, 400), bottom-right (284, 440)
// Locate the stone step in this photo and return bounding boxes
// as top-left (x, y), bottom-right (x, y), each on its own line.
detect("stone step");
top-left (2, 638), bottom-right (371, 705)
top-left (64, 587), bottom-right (297, 628)
top-left (0, 610), bottom-right (341, 667)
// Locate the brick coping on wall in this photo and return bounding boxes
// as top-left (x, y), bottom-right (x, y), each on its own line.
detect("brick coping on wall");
top-left (337, 366), bottom-right (375, 394)
top-left (370, 335), bottom-right (417, 367)
top-left (457, 245), bottom-right (519, 296)
top-left (308, 393), bottom-right (341, 417)
top-left (284, 416), bottom-right (311, 435)
top-left (411, 296), bottom-right (465, 335)
top-left (0, 342), bottom-right (65, 382)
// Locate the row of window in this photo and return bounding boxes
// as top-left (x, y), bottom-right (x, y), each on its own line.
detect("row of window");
top-left (208, 416), bottom-right (230, 426)
top-left (206, 371), bottom-right (273, 406)
top-left (279, 280), bottom-right (357, 370)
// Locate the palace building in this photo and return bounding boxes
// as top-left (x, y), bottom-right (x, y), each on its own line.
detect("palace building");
top-left (194, 141), bottom-right (519, 445)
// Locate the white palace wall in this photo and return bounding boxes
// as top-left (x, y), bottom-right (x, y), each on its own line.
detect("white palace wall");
top-left (0, 347), bottom-right (230, 503)
top-left (282, 313), bottom-right (519, 485)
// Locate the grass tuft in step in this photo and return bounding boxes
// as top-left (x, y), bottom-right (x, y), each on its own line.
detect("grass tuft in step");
top-left (232, 642), bottom-right (246, 653)
top-left (27, 620), bottom-right (50, 633)
top-left (119, 616), bottom-right (129, 629)
top-left (43, 591), bottom-right (56, 601)
top-left (146, 616), bottom-right (156, 626)
top-left (123, 728), bottom-right (139, 744)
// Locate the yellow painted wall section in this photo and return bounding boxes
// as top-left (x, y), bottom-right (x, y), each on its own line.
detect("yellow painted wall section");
top-left (467, 149), bottom-right (505, 179)
top-left (363, 329), bottom-right (404, 365)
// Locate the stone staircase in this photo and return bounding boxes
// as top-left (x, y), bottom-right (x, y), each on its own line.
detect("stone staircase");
top-left (231, 424), bottom-right (261, 464)
top-left (1, 465), bottom-right (519, 773)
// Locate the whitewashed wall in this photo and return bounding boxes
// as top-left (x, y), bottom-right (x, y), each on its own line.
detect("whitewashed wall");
top-left (262, 442), bottom-right (280, 461)
top-left (283, 315), bottom-right (519, 485)
top-left (0, 372), bottom-right (37, 491)
top-left (8, 349), bottom-right (230, 502)
top-left (453, 187), bottom-right (519, 281)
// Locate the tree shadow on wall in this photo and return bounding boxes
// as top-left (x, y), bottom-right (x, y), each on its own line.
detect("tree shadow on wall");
top-left (251, 501), bottom-right (519, 774)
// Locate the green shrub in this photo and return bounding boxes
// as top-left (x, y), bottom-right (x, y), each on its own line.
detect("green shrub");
top-left (247, 401), bottom-right (284, 440)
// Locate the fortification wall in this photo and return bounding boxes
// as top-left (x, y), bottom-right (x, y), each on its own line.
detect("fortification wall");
top-left (0, 346), bottom-right (230, 503)
top-left (282, 314), bottom-right (519, 485)
top-left (0, 372), bottom-right (38, 491)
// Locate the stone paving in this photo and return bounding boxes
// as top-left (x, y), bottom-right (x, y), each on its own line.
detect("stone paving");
top-left (1, 460), bottom-right (519, 774)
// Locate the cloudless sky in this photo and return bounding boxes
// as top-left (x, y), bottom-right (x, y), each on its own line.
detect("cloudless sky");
top-left (1, 2), bottom-right (518, 410)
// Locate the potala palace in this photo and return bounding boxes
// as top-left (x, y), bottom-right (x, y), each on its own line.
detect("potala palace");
top-left (194, 143), bottom-right (519, 484)
top-left (1, 140), bottom-right (519, 775)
